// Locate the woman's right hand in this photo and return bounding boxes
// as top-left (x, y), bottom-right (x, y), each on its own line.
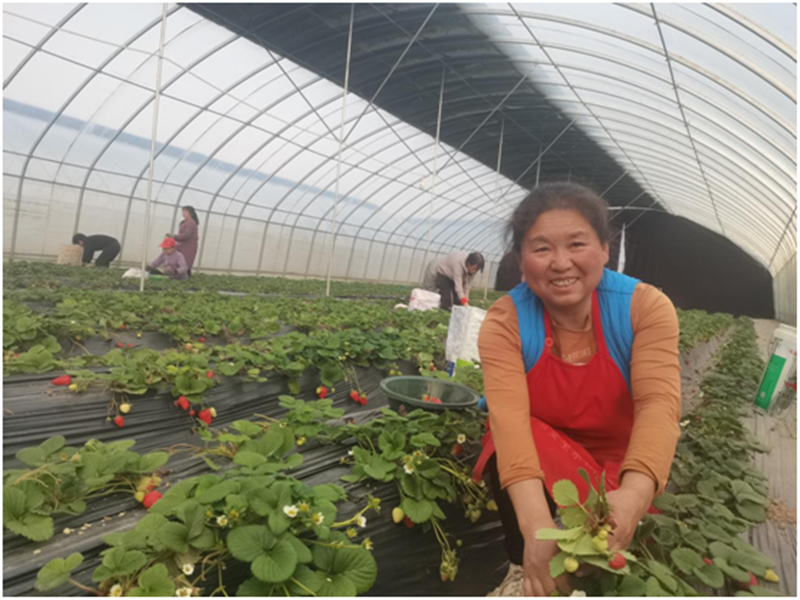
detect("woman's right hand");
top-left (521, 518), bottom-right (570, 596)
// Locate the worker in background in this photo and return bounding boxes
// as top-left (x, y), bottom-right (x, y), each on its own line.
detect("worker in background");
top-left (167, 205), bottom-right (199, 276)
top-left (145, 238), bottom-right (189, 280)
top-left (473, 183), bottom-right (680, 596)
top-left (72, 233), bottom-right (121, 267)
top-left (423, 251), bottom-right (485, 310)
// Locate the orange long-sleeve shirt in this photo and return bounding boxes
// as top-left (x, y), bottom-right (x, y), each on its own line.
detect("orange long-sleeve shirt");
top-left (478, 283), bottom-right (681, 495)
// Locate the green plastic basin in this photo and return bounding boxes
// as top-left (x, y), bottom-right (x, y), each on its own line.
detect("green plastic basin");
top-left (379, 376), bottom-right (480, 415)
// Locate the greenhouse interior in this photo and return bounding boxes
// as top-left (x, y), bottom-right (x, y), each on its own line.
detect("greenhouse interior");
top-left (2, 2), bottom-right (797, 597)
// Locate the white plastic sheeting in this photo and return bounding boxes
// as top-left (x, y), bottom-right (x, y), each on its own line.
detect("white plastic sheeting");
top-left (2, 3), bottom-right (796, 309)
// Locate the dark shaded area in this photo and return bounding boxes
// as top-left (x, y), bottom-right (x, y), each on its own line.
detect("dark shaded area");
top-left (623, 212), bottom-right (775, 318)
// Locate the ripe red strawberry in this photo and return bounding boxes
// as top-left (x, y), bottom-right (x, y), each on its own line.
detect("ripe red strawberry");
top-left (735, 572), bottom-right (757, 590)
top-left (359, 395), bottom-right (368, 405)
top-left (113, 415), bottom-right (125, 428)
top-left (199, 337), bottom-right (205, 342)
top-left (127, 343), bottom-right (133, 349)
top-left (452, 443), bottom-right (463, 456)
top-left (174, 396), bottom-right (190, 411)
top-left (117, 342), bottom-right (124, 348)
top-left (350, 391), bottom-right (360, 402)
top-left (189, 410), bottom-right (196, 416)
top-left (703, 557), bottom-right (714, 566)
top-left (608, 552), bottom-right (626, 570)
top-left (206, 370), bottom-right (214, 379)
top-left (317, 386), bottom-right (328, 399)
top-left (430, 364), bottom-right (435, 371)
top-left (432, 397), bottom-right (442, 404)
top-left (198, 409), bottom-right (213, 425)
top-left (52, 375), bottom-right (72, 386)
top-left (142, 490), bottom-right (162, 509)
top-left (119, 324), bottom-right (126, 330)
top-left (403, 516), bottom-right (414, 528)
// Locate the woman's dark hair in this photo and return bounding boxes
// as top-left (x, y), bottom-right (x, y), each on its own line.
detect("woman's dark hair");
top-left (466, 252), bottom-right (485, 272)
top-left (72, 233), bottom-right (86, 245)
top-left (507, 182), bottom-right (610, 255)
top-left (183, 206), bottom-right (200, 226)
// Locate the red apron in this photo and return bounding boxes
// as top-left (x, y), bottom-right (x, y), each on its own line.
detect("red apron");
top-left (473, 291), bottom-right (634, 505)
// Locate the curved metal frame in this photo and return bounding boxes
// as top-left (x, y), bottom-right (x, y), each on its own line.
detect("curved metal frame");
top-left (3, 2), bottom-right (796, 281)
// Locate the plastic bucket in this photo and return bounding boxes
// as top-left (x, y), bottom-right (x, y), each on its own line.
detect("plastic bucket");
top-left (379, 376), bottom-right (480, 415)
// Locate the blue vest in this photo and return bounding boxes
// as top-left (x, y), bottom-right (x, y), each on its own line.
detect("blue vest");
top-left (508, 269), bottom-right (640, 392)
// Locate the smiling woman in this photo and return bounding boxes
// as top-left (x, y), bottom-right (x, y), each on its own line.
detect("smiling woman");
top-left (473, 182), bottom-right (682, 597)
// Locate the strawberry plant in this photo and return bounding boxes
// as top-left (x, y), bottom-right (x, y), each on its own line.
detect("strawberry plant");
top-left (35, 437), bottom-right (379, 596)
top-left (3, 436), bottom-right (169, 542)
top-left (335, 407), bottom-right (492, 581)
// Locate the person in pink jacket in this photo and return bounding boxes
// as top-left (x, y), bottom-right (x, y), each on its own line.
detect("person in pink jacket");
top-left (169, 206), bottom-right (199, 275)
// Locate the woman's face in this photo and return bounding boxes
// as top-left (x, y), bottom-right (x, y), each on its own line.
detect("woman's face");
top-left (519, 209), bottom-right (609, 310)
top-left (182, 209), bottom-right (190, 220)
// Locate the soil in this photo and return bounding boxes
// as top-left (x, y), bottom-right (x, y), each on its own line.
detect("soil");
top-left (767, 498), bottom-right (797, 528)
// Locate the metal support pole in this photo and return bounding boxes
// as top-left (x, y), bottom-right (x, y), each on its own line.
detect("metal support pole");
top-left (535, 146), bottom-right (541, 187)
top-left (484, 117), bottom-right (504, 301)
top-left (324, 4), bottom-right (354, 297)
top-left (421, 67), bottom-right (446, 283)
top-left (140, 3), bottom-right (168, 293)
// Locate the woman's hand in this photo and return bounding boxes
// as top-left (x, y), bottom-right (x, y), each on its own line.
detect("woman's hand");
top-left (606, 472), bottom-right (656, 551)
top-left (521, 518), bottom-right (571, 596)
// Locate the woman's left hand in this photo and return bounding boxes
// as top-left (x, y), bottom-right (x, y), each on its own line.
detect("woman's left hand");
top-left (605, 472), bottom-right (656, 551)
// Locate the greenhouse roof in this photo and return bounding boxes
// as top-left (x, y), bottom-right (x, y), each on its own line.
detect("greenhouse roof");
top-left (3, 2), bottom-right (796, 277)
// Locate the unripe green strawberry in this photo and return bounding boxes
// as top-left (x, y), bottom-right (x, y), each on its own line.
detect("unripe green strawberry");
top-left (392, 507), bottom-right (404, 524)
top-left (592, 536), bottom-right (609, 552)
top-left (765, 569), bottom-right (779, 583)
top-left (564, 557), bottom-right (579, 573)
top-left (596, 528), bottom-right (608, 541)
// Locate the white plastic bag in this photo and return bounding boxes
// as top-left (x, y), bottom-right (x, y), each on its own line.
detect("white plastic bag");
top-left (122, 268), bottom-right (147, 279)
top-left (445, 306), bottom-right (487, 363)
top-left (408, 288), bottom-right (440, 312)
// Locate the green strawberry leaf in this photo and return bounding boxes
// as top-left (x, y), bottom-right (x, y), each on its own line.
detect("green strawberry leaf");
top-left (159, 522), bottom-right (190, 554)
top-left (535, 526), bottom-right (583, 541)
top-left (236, 577), bottom-right (279, 596)
top-left (618, 575), bottom-right (647, 596)
top-left (549, 552), bottom-right (568, 579)
top-left (401, 497), bottom-right (433, 524)
top-left (692, 564), bottom-right (724, 588)
top-left (228, 525), bottom-right (276, 562)
top-left (35, 553), bottom-right (83, 591)
top-left (252, 540), bottom-right (297, 583)
top-left (552, 480), bottom-right (580, 507)
top-left (127, 564), bottom-right (176, 597)
top-left (670, 547), bottom-right (704, 575)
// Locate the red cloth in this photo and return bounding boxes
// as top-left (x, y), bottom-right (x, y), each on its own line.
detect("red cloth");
top-left (474, 292), bottom-right (636, 504)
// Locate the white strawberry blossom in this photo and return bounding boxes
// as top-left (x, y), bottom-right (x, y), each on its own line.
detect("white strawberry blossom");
top-left (216, 515), bottom-right (229, 527)
top-left (284, 505), bottom-right (299, 518)
top-left (110, 584), bottom-right (124, 597)
top-left (403, 463), bottom-right (415, 475)
top-left (570, 592), bottom-right (587, 597)
top-left (356, 515), bottom-right (367, 528)
top-left (176, 587), bottom-right (194, 597)
top-left (312, 512), bottom-right (325, 525)
top-left (182, 563), bottom-right (195, 576)
top-left (456, 434), bottom-right (466, 444)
